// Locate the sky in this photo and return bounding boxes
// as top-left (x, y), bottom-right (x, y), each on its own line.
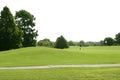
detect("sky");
top-left (1, 0), bottom-right (120, 42)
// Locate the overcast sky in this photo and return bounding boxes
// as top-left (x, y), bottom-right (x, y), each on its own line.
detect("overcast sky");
top-left (1, 0), bottom-right (120, 41)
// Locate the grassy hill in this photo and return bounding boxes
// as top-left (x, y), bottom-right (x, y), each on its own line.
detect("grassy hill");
top-left (0, 46), bottom-right (120, 80)
top-left (0, 46), bottom-right (120, 67)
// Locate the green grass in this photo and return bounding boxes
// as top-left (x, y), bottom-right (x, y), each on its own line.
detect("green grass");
top-left (0, 46), bottom-right (120, 67)
top-left (0, 67), bottom-right (120, 80)
top-left (0, 46), bottom-right (120, 80)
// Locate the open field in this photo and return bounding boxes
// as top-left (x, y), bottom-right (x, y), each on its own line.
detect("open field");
top-left (0, 46), bottom-right (120, 67)
top-left (0, 67), bottom-right (120, 80)
top-left (0, 46), bottom-right (120, 80)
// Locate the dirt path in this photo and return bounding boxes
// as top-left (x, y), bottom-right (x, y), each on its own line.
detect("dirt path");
top-left (0, 64), bottom-right (120, 70)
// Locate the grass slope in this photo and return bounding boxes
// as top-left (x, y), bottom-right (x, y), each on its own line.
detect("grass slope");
top-left (0, 67), bottom-right (120, 80)
top-left (0, 46), bottom-right (120, 67)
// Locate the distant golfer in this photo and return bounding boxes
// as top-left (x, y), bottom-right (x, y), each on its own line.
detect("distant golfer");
top-left (80, 45), bottom-right (82, 50)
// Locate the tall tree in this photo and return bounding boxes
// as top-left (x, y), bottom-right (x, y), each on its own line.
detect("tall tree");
top-left (55, 35), bottom-right (69, 49)
top-left (15, 10), bottom-right (38, 47)
top-left (104, 37), bottom-right (114, 46)
top-left (0, 6), bottom-right (22, 50)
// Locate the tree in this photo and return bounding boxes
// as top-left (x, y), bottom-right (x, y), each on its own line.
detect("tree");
top-left (104, 37), bottom-right (114, 46)
top-left (37, 39), bottom-right (54, 47)
top-left (55, 35), bottom-right (69, 49)
top-left (115, 32), bottom-right (120, 45)
top-left (100, 40), bottom-right (104, 46)
top-left (0, 6), bottom-right (22, 51)
top-left (79, 40), bottom-right (85, 47)
top-left (68, 41), bottom-right (74, 46)
top-left (15, 10), bottom-right (38, 47)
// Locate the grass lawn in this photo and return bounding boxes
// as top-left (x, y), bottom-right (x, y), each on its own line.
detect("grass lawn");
top-left (0, 67), bottom-right (120, 80)
top-left (0, 46), bottom-right (120, 66)
top-left (0, 46), bottom-right (120, 80)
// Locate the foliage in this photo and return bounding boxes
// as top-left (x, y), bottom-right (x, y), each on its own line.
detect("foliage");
top-left (115, 32), bottom-right (120, 45)
top-left (100, 40), bottom-right (104, 46)
top-left (70, 41), bottom-right (102, 47)
top-left (55, 35), bottom-right (69, 49)
top-left (104, 37), bottom-right (114, 46)
top-left (0, 6), bottom-right (22, 51)
top-left (37, 39), bottom-right (54, 47)
top-left (79, 40), bottom-right (85, 47)
top-left (68, 41), bottom-right (74, 46)
top-left (15, 10), bottom-right (38, 47)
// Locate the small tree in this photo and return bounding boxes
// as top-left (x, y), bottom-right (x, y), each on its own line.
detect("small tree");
top-left (37, 39), bottom-right (54, 47)
top-left (79, 40), bottom-right (85, 47)
top-left (104, 37), bottom-right (114, 46)
top-left (0, 6), bottom-right (22, 51)
top-left (68, 41), bottom-right (74, 46)
top-left (55, 35), bottom-right (69, 49)
top-left (100, 40), bottom-right (104, 46)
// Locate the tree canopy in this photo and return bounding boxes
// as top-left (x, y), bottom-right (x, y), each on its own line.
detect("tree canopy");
top-left (15, 10), bottom-right (38, 47)
top-left (55, 35), bottom-right (69, 49)
top-left (104, 37), bottom-right (114, 46)
top-left (0, 6), bottom-right (38, 51)
top-left (115, 32), bottom-right (120, 45)
top-left (0, 6), bottom-right (22, 51)
top-left (68, 41), bottom-right (74, 46)
top-left (79, 40), bottom-right (85, 47)
top-left (37, 39), bottom-right (54, 47)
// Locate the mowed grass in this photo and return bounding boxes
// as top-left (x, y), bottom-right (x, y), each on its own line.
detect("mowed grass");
top-left (0, 46), bottom-right (120, 80)
top-left (0, 67), bottom-right (120, 80)
top-left (0, 46), bottom-right (120, 66)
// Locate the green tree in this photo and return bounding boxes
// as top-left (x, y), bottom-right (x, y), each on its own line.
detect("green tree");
top-left (79, 40), bottom-right (85, 47)
top-left (100, 40), bottom-right (104, 46)
top-left (115, 32), bottom-right (120, 45)
top-left (55, 35), bottom-right (69, 49)
top-left (37, 39), bottom-right (54, 47)
top-left (68, 41), bottom-right (74, 46)
top-left (15, 10), bottom-right (38, 47)
top-left (104, 37), bottom-right (114, 46)
top-left (0, 6), bottom-right (22, 51)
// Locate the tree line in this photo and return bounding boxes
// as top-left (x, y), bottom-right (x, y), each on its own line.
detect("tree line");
top-left (37, 35), bottom-right (69, 49)
top-left (38, 32), bottom-right (120, 49)
top-left (0, 6), bottom-right (38, 51)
